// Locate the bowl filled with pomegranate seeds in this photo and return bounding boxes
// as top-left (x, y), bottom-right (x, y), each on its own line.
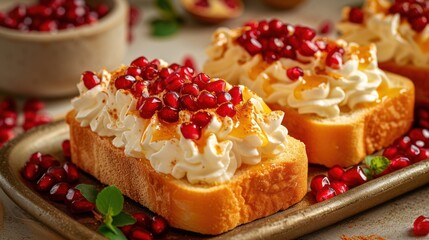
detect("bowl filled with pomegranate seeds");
top-left (0, 0), bottom-right (128, 98)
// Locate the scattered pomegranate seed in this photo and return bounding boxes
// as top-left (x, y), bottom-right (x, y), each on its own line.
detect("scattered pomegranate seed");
top-left (22, 162), bottom-right (41, 181)
top-left (63, 162), bottom-right (79, 183)
top-left (65, 187), bottom-right (84, 206)
top-left (197, 91), bottom-right (218, 109)
top-left (192, 73), bottom-right (211, 88)
top-left (216, 102), bottom-right (236, 117)
top-left (62, 140), bottom-right (71, 158)
top-left (349, 7), bottom-right (364, 24)
top-left (228, 86), bottom-right (243, 105)
top-left (39, 155), bottom-right (60, 170)
top-left (82, 71), bottom-right (100, 90)
top-left (182, 55), bottom-right (198, 73)
top-left (316, 185), bottom-right (336, 202)
top-left (318, 20), bottom-right (333, 35)
top-left (36, 173), bottom-right (56, 191)
top-left (49, 182), bottom-right (70, 202)
top-left (158, 106), bottom-right (179, 123)
top-left (310, 174), bottom-right (330, 195)
top-left (131, 56), bottom-right (149, 68)
top-left (330, 181), bottom-right (349, 194)
top-left (151, 215), bottom-right (168, 235)
top-left (138, 97), bottom-right (162, 119)
top-left (130, 227), bottom-right (154, 240)
top-left (119, 225), bottom-right (133, 236)
top-left (191, 111), bottom-right (212, 128)
top-left (133, 212), bottom-right (152, 228)
top-left (46, 166), bottom-right (67, 182)
top-left (204, 80), bottom-right (226, 93)
top-left (341, 166), bottom-right (367, 187)
top-left (413, 215), bottom-right (429, 236)
top-left (115, 75), bottom-right (136, 90)
top-left (327, 165), bottom-right (344, 181)
top-left (163, 91), bottom-right (180, 109)
top-left (181, 83), bottom-right (199, 97)
top-left (180, 95), bottom-right (198, 111)
top-left (286, 66), bottom-right (304, 81)
top-left (70, 199), bottom-right (95, 213)
top-left (180, 123), bottom-right (201, 140)
top-left (216, 92), bottom-right (232, 104)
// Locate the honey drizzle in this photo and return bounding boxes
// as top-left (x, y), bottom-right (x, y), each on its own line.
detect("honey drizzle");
top-left (293, 75), bottom-right (328, 99)
top-left (350, 45), bottom-right (374, 69)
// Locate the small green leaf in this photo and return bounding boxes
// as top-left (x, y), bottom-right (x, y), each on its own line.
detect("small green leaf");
top-left (76, 184), bottom-right (98, 203)
top-left (99, 224), bottom-right (127, 240)
top-left (96, 186), bottom-right (124, 217)
top-left (364, 155), bottom-right (390, 175)
top-left (151, 19), bottom-right (180, 37)
top-left (155, 0), bottom-right (177, 19)
top-left (112, 212), bottom-right (136, 227)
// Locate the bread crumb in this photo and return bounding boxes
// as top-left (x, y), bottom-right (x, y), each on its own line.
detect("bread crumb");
top-left (340, 235), bottom-right (385, 240)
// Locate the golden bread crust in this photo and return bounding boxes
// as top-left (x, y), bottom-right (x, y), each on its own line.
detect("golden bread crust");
top-left (66, 111), bottom-right (308, 235)
top-left (379, 61), bottom-right (429, 107)
top-left (269, 72), bottom-right (415, 167)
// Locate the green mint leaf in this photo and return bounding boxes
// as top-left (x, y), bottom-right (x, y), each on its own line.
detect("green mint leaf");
top-left (96, 186), bottom-right (124, 217)
top-left (151, 19), bottom-right (180, 37)
top-left (98, 224), bottom-right (127, 240)
top-left (155, 0), bottom-right (177, 19)
top-left (75, 184), bottom-right (98, 203)
top-left (112, 212), bottom-right (136, 227)
top-left (364, 155), bottom-right (390, 175)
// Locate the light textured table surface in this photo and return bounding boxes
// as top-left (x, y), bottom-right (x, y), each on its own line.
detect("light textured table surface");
top-left (0, 0), bottom-right (428, 239)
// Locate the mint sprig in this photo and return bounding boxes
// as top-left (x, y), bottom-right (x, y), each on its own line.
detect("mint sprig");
top-left (76, 184), bottom-right (136, 240)
top-left (151, 0), bottom-right (183, 37)
top-left (363, 155), bottom-right (391, 178)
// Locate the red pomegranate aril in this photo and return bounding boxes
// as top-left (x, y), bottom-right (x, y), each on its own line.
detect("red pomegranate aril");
top-left (131, 56), bottom-right (149, 68)
top-left (39, 155), bottom-right (60, 170)
top-left (216, 92), bottom-right (232, 104)
top-left (96, 4), bottom-right (109, 18)
top-left (36, 173), bottom-right (56, 192)
top-left (70, 199), bottom-right (95, 214)
top-left (65, 6), bottom-right (85, 21)
top-left (34, 114), bottom-right (53, 126)
top-left (197, 91), bottom-right (217, 109)
top-left (191, 111), bottom-right (212, 128)
top-left (349, 7), bottom-right (364, 24)
top-left (130, 227), bottom-right (154, 240)
top-left (316, 185), bottom-right (336, 202)
top-left (149, 79), bottom-right (164, 95)
top-left (138, 97), bottom-right (162, 119)
top-left (228, 86), bottom-right (242, 105)
top-left (49, 182), bottom-right (70, 202)
top-left (257, 20), bottom-right (270, 36)
top-left (159, 68), bottom-right (174, 79)
top-left (165, 76), bottom-right (185, 92)
top-left (204, 80), bottom-right (226, 93)
top-left (22, 162), bottom-right (41, 181)
top-left (0, 97), bottom-right (16, 111)
top-left (177, 66), bottom-right (194, 79)
top-left (180, 123), bottom-right (201, 140)
top-left (39, 20), bottom-right (58, 31)
top-left (133, 212), bottom-right (152, 228)
top-left (409, 128), bottom-right (429, 142)
top-left (151, 215), bottom-right (168, 235)
top-left (406, 144), bottom-right (420, 159)
top-left (182, 55), bottom-right (197, 72)
top-left (163, 91), bottom-right (180, 109)
top-left (415, 148), bottom-right (429, 162)
top-left (318, 20), bottom-right (333, 35)
top-left (23, 99), bottom-right (45, 112)
top-left (192, 73), bottom-right (210, 88)
top-left (62, 140), bottom-right (71, 158)
top-left (29, 152), bottom-right (43, 164)
top-left (268, 19), bottom-right (284, 35)
top-left (383, 146), bottom-right (400, 159)
top-left (141, 64), bottom-right (159, 80)
top-left (310, 174), bottom-right (330, 195)
top-left (294, 26), bottom-right (316, 40)
top-left (286, 66), bottom-right (304, 81)
top-left (115, 75), bottom-right (136, 90)
top-left (8, 4), bottom-right (26, 20)
top-left (223, 0), bottom-right (238, 9)
top-left (390, 156), bottom-right (411, 170)
top-left (299, 40), bottom-right (318, 56)
top-left (82, 71), bottom-right (100, 90)
top-left (65, 187), bottom-right (84, 205)
top-left (413, 215), bottom-right (429, 236)
top-left (181, 83), bottom-right (199, 96)
top-left (63, 162), bottom-right (79, 183)
top-left (341, 166), bottom-right (367, 187)
top-left (158, 106), bottom-right (179, 123)
top-left (180, 95), bottom-right (198, 111)
top-left (1, 111), bottom-right (17, 128)
top-left (411, 16), bottom-right (428, 32)
top-left (216, 102), bottom-right (236, 117)
top-left (395, 135), bottom-right (411, 150)
top-left (243, 38), bottom-right (263, 56)
top-left (263, 50), bottom-right (279, 64)
top-left (326, 51), bottom-right (343, 69)
top-left (46, 166), bottom-right (67, 182)
top-left (169, 63), bottom-right (180, 71)
top-left (267, 37), bottom-right (284, 51)
top-left (0, 129), bottom-right (14, 145)
top-left (330, 181), bottom-right (349, 194)
top-left (119, 225), bottom-right (133, 236)
top-left (130, 81), bottom-right (145, 96)
top-left (150, 59), bottom-right (161, 68)
top-left (125, 67), bottom-right (142, 77)
top-left (327, 165), bottom-right (345, 181)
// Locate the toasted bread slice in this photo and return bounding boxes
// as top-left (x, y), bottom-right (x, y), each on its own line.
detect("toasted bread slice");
top-left (269, 72), bottom-right (414, 167)
top-left (66, 111), bottom-right (308, 235)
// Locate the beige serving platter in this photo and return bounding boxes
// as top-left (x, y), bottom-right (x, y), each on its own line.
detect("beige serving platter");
top-left (0, 120), bottom-right (429, 240)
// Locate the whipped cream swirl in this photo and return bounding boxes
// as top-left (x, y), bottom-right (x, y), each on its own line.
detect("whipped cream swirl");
top-left (337, 0), bottom-right (429, 67)
top-left (72, 68), bottom-right (289, 184)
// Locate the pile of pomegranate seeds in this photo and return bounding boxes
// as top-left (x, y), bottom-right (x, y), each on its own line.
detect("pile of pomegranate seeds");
top-left (120, 212), bottom-right (168, 239)
top-left (311, 107), bottom-right (429, 203)
top-left (0, 0), bottom-right (109, 32)
top-left (82, 56), bottom-right (244, 140)
top-left (413, 215), bottom-right (429, 236)
top-left (348, 0), bottom-right (429, 32)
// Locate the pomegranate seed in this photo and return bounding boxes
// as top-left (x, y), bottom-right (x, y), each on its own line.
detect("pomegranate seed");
top-left (177, 66), bottom-right (194, 79)
top-left (125, 67), bottom-right (142, 77)
top-left (131, 56), bottom-right (149, 68)
top-left (327, 165), bottom-right (344, 181)
top-left (159, 68), bottom-right (174, 79)
top-left (163, 91), bottom-right (180, 109)
top-left (63, 162), bottom-right (79, 183)
top-left (46, 166), bottom-right (67, 182)
top-left (0, 97), bottom-right (16, 111)
top-left (70, 199), bottom-right (95, 213)
top-left (65, 187), bottom-right (83, 205)
top-left (216, 102), bottom-right (236, 117)
top-left (39, 155), bottom-right (60, 170)
top-left (115, 75), bottom-right (136, 90)
top-left (257, 20), bottom-right (270, 36)
top-left (280, 45), bottom-right (297, 59)
top-left (36, 173), bottom-right (56, 192)
top-left (349, 7), bottom-right (364, 24)
top-left (330, 181), bottom-right (348, 194)
top-left (326, 51), bottom-right (343, 69)
top-left (169, 63), bottom-right (180, 71)
top-left (415, 148), bottom-right (429, 162)
top-left (8, 4), bottom-right (26, 20)
top-left (299, 40), bottom-right (318, 56)
top-left (286, 66), bottom-right (304, 81)
top-left (0, 129), bottom-right (14, 144)
top-left (180, 123), bottom-right (201, 140)
top-left (316, 185), bottom-right (336, 202)
top-left (244, 20), bottom-right (258, 29)
top-left (22, 162), bottom-right (41, 181)
top-left (390, 156), bottom-right (411, 170)
top-left (165, 75), bottom-right (185, 92)
top-left (395, 136), bottom-right (411, 150)
top-left (141, 64), bottom-right (159, 80)
top-left (150, 59), bottom-right (161, 68)
top-left (191, 111), bottom-right (212, 128)
top-left (268, 19), bottom-right (284, 35)
top-left (23, 99), bottom-right (45, 112)
top-left (61, 140), bottom-right (71, 158)
top-left (413, 215), bottom-right (429, 236)
top-left (148, 79), bottom-right (164, 95)
top-left (39, 20), bottom-right (57, 31)
top-left (49, 182), bottom-right (70, 202)
top-left (131, 81), bottom-right (146, 97)
top-left (318, 20), bottom-right (333, 35)
top-left (341, 166), bottom-right (367, 187)
top-left (243, 38), bottom-right (263, 56)
top-left (81, 71), bottom-right (100, 90)
top-left (383, 146), bottom-right (400, 159)
top-left (192, 73), bottom-right (210, 88)
top-left (119, 225), bottom-right (133, 236)
top-left (158, 106), bottom-right (179, 123)
top-left (96, 4), bottom-right (109, 18)
top-left (267, 37), bottom-right (284, 51)
top-left (138, 97), bottom-right (162, 119)
top-left (29, 152), bottom-right (43, 164)
top-left (263, 50), bottom-right (279, 63)
top-left (406, 144), bottom-right (420, 160)
top-left (310, 174), bottom-right (330, 195)
top-left (197, 91), bottom-right (217, 109)
top-left (151, 215), bottom-right (168, 235)
top-left (180, 95), bottom-right (198, 111)
top-left (294, 26), bottom-right (316, 40)
top-left (181, 83), bottom-right (199, 96)
top-left (133, 212), bottom-right (152, 228)
top-left (204, 80), bottom-right (226, 93)
top-left (223, 0), bottom-right (238, 9)
top-left (216, 92), bottom-right (232, 104)
top-left (409, 128), bottom-right (429, 142)
top-left (228, 86), bottom-right (243, 105)
top-left (0, 111), bottom-right (17, 129)
top-left (182, 55), bottom-right (197, 72)
top-left (130, 227), bottom-right (154, 240)
top-left (411, 16), bottom-right (428, 32)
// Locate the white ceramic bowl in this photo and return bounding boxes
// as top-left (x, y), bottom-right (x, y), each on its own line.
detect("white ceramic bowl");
top-left (0, 0), bottom-right (128, 98)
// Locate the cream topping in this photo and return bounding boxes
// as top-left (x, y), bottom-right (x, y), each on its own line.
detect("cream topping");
top-left (204, 28), bottom-right (389, 118)
top-left (337, 0), bottom-right (429, 66)
top-left (72, 67), bottom-right (289, 184)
